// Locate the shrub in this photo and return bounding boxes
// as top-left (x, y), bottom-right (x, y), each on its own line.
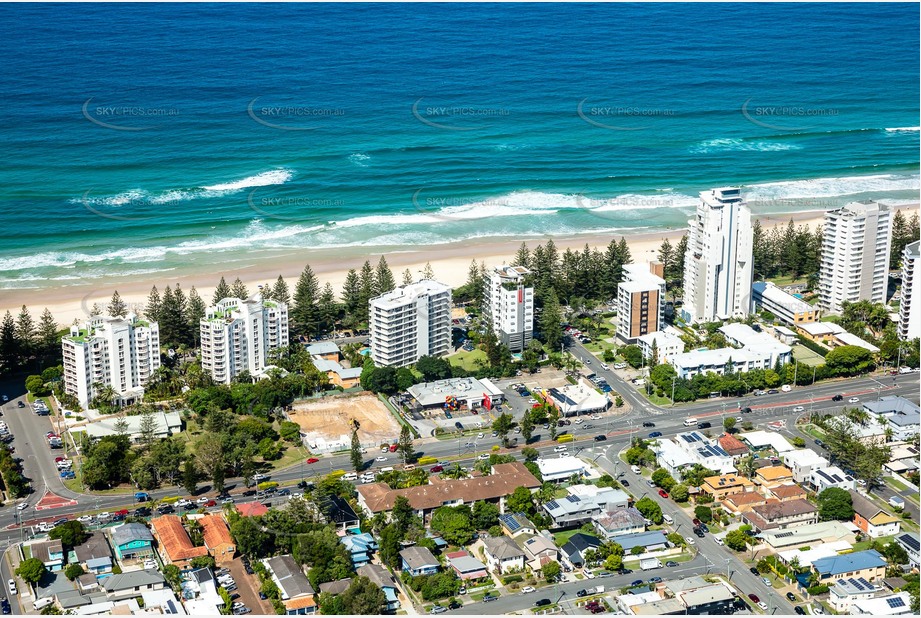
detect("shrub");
top-left (807, 584), bottom-right (829, 595)
top-left (503, 574), bottom-right (524, 585)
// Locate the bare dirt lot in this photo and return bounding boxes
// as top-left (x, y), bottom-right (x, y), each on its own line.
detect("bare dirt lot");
top-left (288, 394), bottom-right (402, 452)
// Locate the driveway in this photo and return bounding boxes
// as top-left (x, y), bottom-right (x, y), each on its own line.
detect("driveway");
top-left (226, 557), bottom-right (274, 614)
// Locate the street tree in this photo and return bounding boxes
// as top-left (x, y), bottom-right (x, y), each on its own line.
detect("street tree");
top-left (16, 558), bottom-right (46, 584)
top-left (491, 412), bottom-right (514, 442)
top-left (397, 424), bottom-right (415, 465)
top-left (350, 428), bottom-right (363, 473)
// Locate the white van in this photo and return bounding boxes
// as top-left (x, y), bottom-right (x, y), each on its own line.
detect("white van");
top-left (683, 418), bottom-right (698, 427)
top-left (34, 598), bottom-right (54, 610)
top-left (631, 465), bottom-right (642, 474)
top-left (379, 466), bottom-right (394, 474)
top-left (662, 514), bottom-right (674, 525)
top-left (342, 472), bottom-right (358, 481)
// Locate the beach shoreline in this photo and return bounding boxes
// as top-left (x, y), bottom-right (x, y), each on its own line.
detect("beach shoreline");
top-left (2, 206), bottom-right (916, 326)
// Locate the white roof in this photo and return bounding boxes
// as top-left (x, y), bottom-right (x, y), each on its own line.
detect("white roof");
top-left (781, 448), bottom-right (828, 468)
top-left (851, 593), bottom-right (913, 615)
top-left (718, 323), bottom-right (792, 356)
top-left (775, 326), bottom-right (797, 337)
top-left (739, 430), bottom-right (795, 452)
top-left (671, 347), bottom-right (764, 369)
top-left (834, 331), bottom-right (880, 352)
top-left (84, 411), bottom-right (182, 439)
top-left (536, 456), bottom-right (587, 479)
top-left (547, 382), bottom-right (609, 414)
top-left (752, 281), bottom-right (814, 314)
top-left (655, 438), bottom-right (697, 469)
top-left (637, 330), bottom-right (684, 349)
top-left (798, 321), bottom-right (845, 336)
top-left (371, 279), bottom-right (450, 309)
top-left (779, 540), bottom-right (853, 567)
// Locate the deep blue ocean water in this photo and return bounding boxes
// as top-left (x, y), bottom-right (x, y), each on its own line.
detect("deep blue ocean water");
top-left (0, 2), bottom-right (917, 290)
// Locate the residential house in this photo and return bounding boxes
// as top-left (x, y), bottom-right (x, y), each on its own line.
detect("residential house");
top-left (356, 462), bottom-right (540, 518)
top-left (812, 549), bottom-right (887, 584)
top-left (341, 533), bottom-right (378, 568)
top-left (614, 531), bottom-right (669, 554)
top-left (829, 577), bottom-right (884, 613)
top-left (184, 567), bottom-right (225, 615)
top-left (498, 512), bottom-right (535, 538)
top-left (653, 437), bottom-right (697, 479)
top-left (850, 491), bottom-right (901, 538)
top-left (75, 573), bottom-right (99, 594)
top-left (742, 499), bottom-right (819, 532)
top-left (400, 546), bottom-right (439, 576)
top-left (664, 431), bottom-right (735, 475)
top-left (522, 535), bottom-right (559, 573)
top-left (74, 532), bottom-right (114, 575)
top-left (536, 456), bottom-right (589, 483)
top-left (593, 507), bottom-right (647, 540)
top-left (150, 515), bottom-right (208, 569)
top-left (482, 536), bottom-right (526, 574)
top-left (717, 433), bottom-right (749, 457)
top-left (264, 555), bottom-right (317, 616)
top-left (896, 533), bottom-right (919, 569)
top-left (781, 449), bottom-right (829, 484)
top-left (560, 533), bottom-right (603, 568)
top-left (305, 341), bottom-right (340, 361)
top-left (721, 491), bottom-right (768, 515)
top-left (779, 541), bottom-right (856, 570)
top-left (318, 579), bottom-right (351, 596)
top-left (445, 551), bottom-right (488, 580)
top-left (101, 570), bottom-right (166, 602)
top-left (356, 563), bottom-right (400, 613)
top-left (318, 495), bottom-right (361, 532)
top-left (850, 592), bottom-right (914, 615)
top-left (754, 465), bottom-right (794, 489)
top-left (739, 430), bottom-right (796, 453)
top-left (701, 474), bottom-right (754, 501)
top-left (766, 484), bottom-right (808, 503)
top-left (543, 485), bottom-right (630, 527)
top-left (885, 443), bottom-right (920, 477)
top-left (111, 523), bottom-right (155, 560)
top-left (667, 578), bottom-right (737, 615)
top-left (760, 521), bottom-right (856, 551)
top-left (31, 540), bottom-right (65, 572)
top-left (864, 397), bottom-right (921, 441)
top-left (809, 466), bottom-right (857, 493)
top-left (200, 514), bottom-right (236, 564)
top-left (236, 502), bottom-right (270, 518)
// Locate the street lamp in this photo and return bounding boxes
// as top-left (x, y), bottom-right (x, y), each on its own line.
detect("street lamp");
top-left (671, 375), bottom-right (678, 408)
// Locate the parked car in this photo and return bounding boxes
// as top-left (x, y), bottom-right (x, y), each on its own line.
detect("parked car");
top-left (534, 599), bottom-right (551, 607)
top-left (658, 489), bottom-right (669, 498)
top-left (648, 431), bottom-right (662, 438)
top-left (521, 586), bottom-right (536, 594)
top-left (482, 594), bottom-right (497, 603)
top-left (786, 592), bottom-right (798, 602)
top-left (794, 606), bottom-right (806, 615)
top-left (665, 561), bottom-right (678, 567)
top-left (748, 594), bottom-right (760, 604)
top-left (306, 457), bottom-right (320, 464)
top-left (649, 576), bottom-right (662, 584)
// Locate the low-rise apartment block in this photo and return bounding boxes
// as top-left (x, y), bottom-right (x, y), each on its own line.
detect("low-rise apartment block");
top-left (752, 281), bottom-right (819, 325)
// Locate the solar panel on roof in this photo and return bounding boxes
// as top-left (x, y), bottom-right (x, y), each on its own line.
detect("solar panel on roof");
top-left (546, 500), bottom-right (559, 510)
top-left (848, 578), bottom-right (865, 591)
top-left (857, 578), bottom-right (872, 589)
top-left (886, 597), bottom-right (906, 608)
top-left (566, 495), bottom-right (581, 503)
top-left (899, 535), bottom-right (920, 551)
top-left (501, 515), bottom-right (522, 532)
top-left (775, 532), bottom-right (794, 538)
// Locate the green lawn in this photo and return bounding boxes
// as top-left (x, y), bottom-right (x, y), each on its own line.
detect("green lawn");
top-left (638, 389), bottom-right (673, 407)
top-left (554, 529), bottom-right (583, 547)
top-left (800, 425), bottom-right (827, 442)
top-left (886, 476), bottom-right (910, 492)
top-left (449, 349), bottom-right (488, 372)
top-left (791, 344), bottom-right (825, 367)
top-left (853, 534), bottom-right (895, 552)
top-left (766, 275), bottom-right (808, 287)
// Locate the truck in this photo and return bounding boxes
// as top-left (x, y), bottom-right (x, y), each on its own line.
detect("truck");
top-left (134, 492), bottom-right (151, 502)
top-left (640, 558), bottom-right (662, 571)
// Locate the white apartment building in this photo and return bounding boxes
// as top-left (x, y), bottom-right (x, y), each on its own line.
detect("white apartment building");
top-left (898, 240), bottom-right (920, 341)
top-left (681, 187), bottom-right (753, 324)
top-left (818, 201), bottom-right (892, 313)
top-left (62, 314), bottom-right (160, 409)
top-left (200, 295), bottom-right (289, 384)
top-left (483, 265), bottom-right (534, 352)
top-left (751, 281), bottom-right (820, 326)
top-left (616, 263), bottom-right (665, 343)
top-left (669, 346), bottom-right (774, 379)
top-left (369, 280), bottom-right (451, 367)
top-left (637, 329), bottom-right (686, 364)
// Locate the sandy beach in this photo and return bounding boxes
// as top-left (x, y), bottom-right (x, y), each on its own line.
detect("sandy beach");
top-left (2, 206), bottom-right (916, 327)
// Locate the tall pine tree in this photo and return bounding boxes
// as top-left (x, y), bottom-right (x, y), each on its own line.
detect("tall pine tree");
top-left (37, 308), bottom-right (59, 365)
top-left (375, 256), bottom-right (396, 294)
top-left (318, 282), bottom-right (338, 335)
top-left (213, 277), bottom-right (231, 304)
top-left (272, 275), bottom-right (291, 305)
top-left (186, 287), bottom-right (207, 347)
top-left (0, 311), bottom-right (18, 373)
top-left (513, 242), bottom-right (531, 268)
top-left (108, 291), bottom-right (128, 317)
top-left (342, 269), bottom-right (362, 320)
top-left (15, 305), bottom-right (35, 363)
top-left (292, 265), bottom-right (321, 337)
top-left (230, 277), bottom-right (249, 299)
top-left (146, 286), bottom-right (162, 322)
top-left (358, 260), bottom-right (376, 322)
top-left (402, 269), bottom-right (413, 286)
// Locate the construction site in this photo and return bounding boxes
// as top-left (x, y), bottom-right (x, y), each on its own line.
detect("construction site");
top-left (287, 394), bottom-right (402, 453)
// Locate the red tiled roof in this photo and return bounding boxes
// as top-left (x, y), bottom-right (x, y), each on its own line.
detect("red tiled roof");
top-left (237, 502), bottom-right (269, 517)
top-left (150, 516), bottom-right (208, 562)
top-left (200, 514), bottom-right (234, 550)
top-left (718, 433), bottom-right (749, 455)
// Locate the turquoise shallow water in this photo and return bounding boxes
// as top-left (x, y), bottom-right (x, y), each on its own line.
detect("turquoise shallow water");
top-left (0, 2), bottom-right (917, 290)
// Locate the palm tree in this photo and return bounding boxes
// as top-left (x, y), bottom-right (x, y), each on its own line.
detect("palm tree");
top-left (737, 454), bottom-right (757, 479)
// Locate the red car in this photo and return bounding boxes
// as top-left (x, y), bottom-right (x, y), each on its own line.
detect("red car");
top-left (430, 465), bottom-right (444, 473)
top-left (658, 489), bottom-right (669, 499)
top-left (115, 509), bottom-right (129, 517)
top-left (748, 594), bottom-right (760, 604)
top-left (205, 499), bottom-right (217, 507)
top-left (692, 518), bottom-right (701, 526)
top-left (54, 456), bottom-right (66, 463)
top-left (306, 457), bottom-right (320, 464)
top-left (389, 444), bottom-right (398, 452)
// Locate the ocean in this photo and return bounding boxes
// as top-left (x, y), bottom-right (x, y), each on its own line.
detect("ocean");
top-left (0, 2), bottom-right (918, 291)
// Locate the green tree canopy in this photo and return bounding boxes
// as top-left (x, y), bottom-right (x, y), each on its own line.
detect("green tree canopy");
top-left (817, 487), bottom-right (854, 521)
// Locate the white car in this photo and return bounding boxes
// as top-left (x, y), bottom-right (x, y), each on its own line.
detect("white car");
top-left (16, 502), bottom-right (28, 511)
top-left (143, 559), bottom-right (157, 569)
top-left (521, 586), bottom-right (536, 594)
top-left (375, 456), bottom-right (387, 462)
top-left (252, 473), bottom-right (268, 482)
top-left (792, 406), bottom-right (805, 413)
top-left (715, 537), bottom-right (725, 546)
top-left (553, 445), bottom-right (568, 453)
top-left (476, 454), bottom-right (490, 460)
top-left (757, 601), bottom-right (768, 611)
top-left (573, 418), bottom-right (584, 425)
top-left (7, 579), bottom-right (16, 595)
top-left (614, 363), bottom-right (627, 369)
top-left (781, 384), bottom-right (792, 392)
top-left (96, 512), bottom-right (111, 520)
top-left (476, 433), bottom-right (484, 439)
top-left (848, 397), bottom-right (860, 403)
top-left (685, 536), bottom-right (696, 545)
top-left (590, 414), bottom-right (602, 420)
top-left (197, 496), bottom-right (211, 504)
top-left (77, 515), bottom-right (94, 523)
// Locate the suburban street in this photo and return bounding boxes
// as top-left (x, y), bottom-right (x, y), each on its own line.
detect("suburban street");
top-left (0, 366), bottom-right (918, 615)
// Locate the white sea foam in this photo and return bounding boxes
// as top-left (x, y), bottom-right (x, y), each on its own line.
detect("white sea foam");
top-left (689, 138), bottom-right (803, 154)
top-left (74, 169), bottom-right (294, 207)
top-left (348, 153), bottom-right (371, 167)
top-left (885, 126), bottom-right (920, 132)
top-left (745, 173), bottom-right (919, 201)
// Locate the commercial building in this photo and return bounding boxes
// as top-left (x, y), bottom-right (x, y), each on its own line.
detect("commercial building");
top-left (681, 187), bottom-right (753, 323)
top-left (150, 515), bottom-right (208, 569)
top-left (536, 455), bottom-right (590, 484)
top-left (818, 201), bottom-right (892, 313)
top-left (84, 410), bottom-right (183, 443)
top-left (406, 376), bottom-right (504, 412)
top-left (718, 322), bottom-right (793, 368)
top-left (899, 241), bottom-right (920, 340)
top-left (369, 279), bottom-right (451, 367)
top-left (637, 329), bottom-right (686, 364)
top-left (200, 295), bottom-right (289, 384)
top-left (617, 264), bottom-right (666, 343)
top-left (751, 281), bottom-right (819, 326)
top-left (483, 265), bottom-right (534, 352)
top-left (62, 314), bottom-right (160, 409)
top-left (544, 381), bottom-right (609, 416)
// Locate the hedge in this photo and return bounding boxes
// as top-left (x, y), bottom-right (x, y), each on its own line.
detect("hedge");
top-left (807, 584), bottom-right (829, 595)
top-left (796, 335), bottom-right (829, 358)
top-left (502, 575), bottom-right (523, 585)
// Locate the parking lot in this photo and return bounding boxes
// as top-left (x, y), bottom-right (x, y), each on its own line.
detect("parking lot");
top-left (225, 557), bottom-right (274, 615)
